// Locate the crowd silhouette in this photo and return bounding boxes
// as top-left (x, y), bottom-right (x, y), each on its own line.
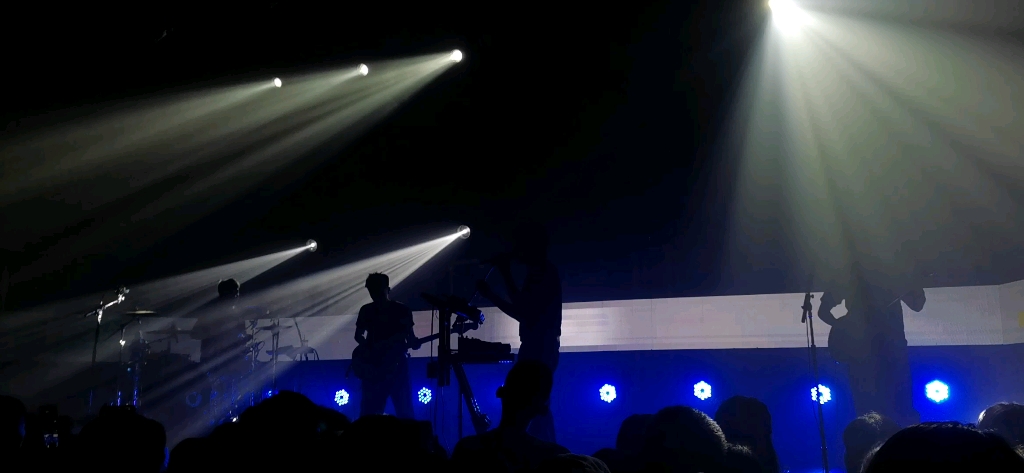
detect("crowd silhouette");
top-left (3, 361), bottom-right (1024, 473)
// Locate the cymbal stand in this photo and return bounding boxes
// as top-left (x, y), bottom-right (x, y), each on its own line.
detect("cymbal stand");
top-left (246, 319), bottom-right (259, 408)
top-left (268, 318), bottom-right (282, 395)
top-left (84, 286), bottom-right (128, 412)
top-left (114, 316), bottom-right (142, 407)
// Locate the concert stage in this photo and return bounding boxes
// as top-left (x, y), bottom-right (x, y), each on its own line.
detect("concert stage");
top-left (7, 280), bottom-right (1024, 470)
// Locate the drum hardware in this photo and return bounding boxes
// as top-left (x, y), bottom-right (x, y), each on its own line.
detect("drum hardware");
top-left (113, 313), bottom-right (148, 408)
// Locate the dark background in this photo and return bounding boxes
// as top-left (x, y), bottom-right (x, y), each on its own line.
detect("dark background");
top-left (1, 0), bottom-right (1021, 312)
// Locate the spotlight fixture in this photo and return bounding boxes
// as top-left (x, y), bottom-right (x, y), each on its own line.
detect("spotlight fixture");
top-left (458, 225), bottom-right (471, 239)
top-left (359, 64), bottom-right (369, 76)
top-left (768, 0), bottom-right (808, 33)
top-left (693, 381), bottom-right (712, 401)
top-left (273, 78), bottom-right (282, 88)
top-left (334, 389), bottom-right (350, 406)
top-left (450, 50), bottom-right (463, 63)
top-left (307, 239), bottom-right (318, 252)
top-left (599, 384), bottom-right (617, 403)
top-left (418, 387), bottom-right (433, 404)
top-left (811, 384), bottom-right (831, 405)
top-left (926, 380), bottom-right (949, 403)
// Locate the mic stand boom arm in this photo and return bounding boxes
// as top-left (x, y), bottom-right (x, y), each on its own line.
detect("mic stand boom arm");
top-left (85, 286), bottom-right (129, 412)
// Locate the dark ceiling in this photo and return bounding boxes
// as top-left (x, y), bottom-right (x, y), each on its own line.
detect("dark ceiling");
top-left (2, 1), bottom-right (1019, 312)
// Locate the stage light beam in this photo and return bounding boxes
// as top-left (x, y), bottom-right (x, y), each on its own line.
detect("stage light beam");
top-left (273, 78), bottom-right (282, 88)
top-left (359, 64), bottom-right (369, 76)
top-left (450, 50), bottom-right (463, 63)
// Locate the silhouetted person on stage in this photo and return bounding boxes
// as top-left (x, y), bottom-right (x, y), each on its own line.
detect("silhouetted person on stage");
top-left (354, 272), bottom-right (420, 419)
top-left (451, 360), bottom-right (569, 473)
top-left (477, 228), bottom-right (562, 443)
top-left (192, 279), bottom-right (249, 376)
top-left (818, 265), bottom-right (926, 427)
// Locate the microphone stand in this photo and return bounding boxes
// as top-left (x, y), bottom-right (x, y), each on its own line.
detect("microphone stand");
top-left (802, 292), bottom-right (830, 473)
top-left (84, 286), bottom-right (129, 412)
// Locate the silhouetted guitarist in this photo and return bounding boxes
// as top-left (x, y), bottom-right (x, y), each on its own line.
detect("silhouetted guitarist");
top-left (818, 265), bottom-right (925, 427)
top-left (477, 228), bottom-right (562, 443)
top-left (354, 272), bottom-right (420, 419)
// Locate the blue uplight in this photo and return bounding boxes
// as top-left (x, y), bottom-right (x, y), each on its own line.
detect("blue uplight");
top-left (811, 384), bottom-right (831, 404)
top-left (418, 387), bottom-right (433, 404)
top-left (334, 389), bottom-right (350, 406)
top-left (693, 381), bottom-right (712, 401)
top-left (599, 384), bottom-right (617, 403)
top-left (925, 380), bottom-right (949, 403)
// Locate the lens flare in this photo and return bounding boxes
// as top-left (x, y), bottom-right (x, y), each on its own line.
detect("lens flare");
top-left (359, 64), bottom-right (369, 76)
top-left (768, 0), bottom-right (809, 33)
top-left (450, 50), bottom-right (463, 63)
top-left (273, 78), bottom-right (282, 88)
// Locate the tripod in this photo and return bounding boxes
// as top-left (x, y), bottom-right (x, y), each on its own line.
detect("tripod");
top-left (422, 293), bottom-right (491, 439)
top-left (802, 292), bottom-right (830, 473)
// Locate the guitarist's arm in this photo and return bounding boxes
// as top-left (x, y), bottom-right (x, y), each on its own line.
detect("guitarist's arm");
top-left (902, 288), bottom-right (926, 312)
top-left (817, 291), bottom-right (841, 326)
top-left (355, 306), bottom-right (368, 345)
top-left (401, 306), bottom-right (421, 350)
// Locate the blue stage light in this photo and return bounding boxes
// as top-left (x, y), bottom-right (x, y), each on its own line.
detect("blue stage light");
top-left (418, 387), bottom-right (433, 404)
top-left (926, 380), bottom-right (949, 403)
top-left (335, 389), bottom-right (350, 406)
top-left (599, 384), bottom-right (617, 403)
top-left (811, 384), bottom-right (831, 404)
top-left (693, 381), bottom-right (712, 401)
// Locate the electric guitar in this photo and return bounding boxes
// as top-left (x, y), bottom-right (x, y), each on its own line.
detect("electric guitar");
top-left (349, 325), bottom-right (474, 381)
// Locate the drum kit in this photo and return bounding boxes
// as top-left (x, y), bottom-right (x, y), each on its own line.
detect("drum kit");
top-left (89, 296), bottom-right (316, 425)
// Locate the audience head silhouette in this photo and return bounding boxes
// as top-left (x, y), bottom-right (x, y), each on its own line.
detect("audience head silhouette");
top-left (0, 396), bottom-right (26, 452)
top-left (217, 278), bottom-right (240, 299)
top-left (714, 395), bottom-right (779, 473)
top-left (616, 413), bottom-right (653, 454)
top-left (864, 422), bottom-right (1024, 473)
top-left (78, 405), bottom-right (167, 473)
top-left (643, 405), bottom-right (728, 473)
top-left (536, 453), bottom-right (612, 473)
top-left (497, 360), bottom-right (554, 429)
top-left (978, 402), bottom-right (1024, 448)
top-left (365, 272), bottom-right (390, 303)
top-left (722, 444), bottom-right (763, 473)
top-left (844, 412), bottom-right (900, 473)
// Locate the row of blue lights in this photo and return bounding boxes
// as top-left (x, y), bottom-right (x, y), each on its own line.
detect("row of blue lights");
top-left (333, 387), bottom-right (436, 407)
top-left (597, 380), bottom-right (950, 405)
top-left (327, 380), bottom-right (951, 408)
